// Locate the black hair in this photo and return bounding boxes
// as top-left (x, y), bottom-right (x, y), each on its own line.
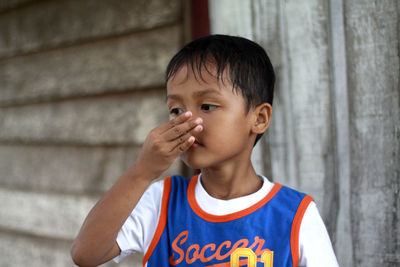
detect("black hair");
top-left (165, 34), bottom-right (275, 144)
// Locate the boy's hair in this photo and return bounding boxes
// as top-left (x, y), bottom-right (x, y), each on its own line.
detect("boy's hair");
top-left (166, 34), bottom-right (275, 144)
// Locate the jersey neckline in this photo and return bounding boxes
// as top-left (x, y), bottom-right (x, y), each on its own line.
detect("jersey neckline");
top-left (187, 175), bottom-right (282, 222)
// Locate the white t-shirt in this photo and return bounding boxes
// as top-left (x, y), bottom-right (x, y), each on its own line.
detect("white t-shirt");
top-left (114, 175), bottom-right (339, 266)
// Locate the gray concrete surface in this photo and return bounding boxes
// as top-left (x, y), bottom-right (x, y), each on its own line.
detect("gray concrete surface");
top-left (0, 0), bottom-right (184, 266)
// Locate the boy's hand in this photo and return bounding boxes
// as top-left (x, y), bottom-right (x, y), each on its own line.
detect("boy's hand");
top-left (134, 111), bottom-right (203, 180)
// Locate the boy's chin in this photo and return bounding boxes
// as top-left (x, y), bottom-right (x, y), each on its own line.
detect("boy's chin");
top-left (181, 160), bottom-right (203, 171)
top-left (180, 155), bottom-right (207, 171)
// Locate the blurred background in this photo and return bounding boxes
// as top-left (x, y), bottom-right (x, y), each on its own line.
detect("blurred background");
top-left (0, 0), bottom-right (398, 266)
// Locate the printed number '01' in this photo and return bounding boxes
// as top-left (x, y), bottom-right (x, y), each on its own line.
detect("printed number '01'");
top-left (230, 248), bottom-right (273, 267)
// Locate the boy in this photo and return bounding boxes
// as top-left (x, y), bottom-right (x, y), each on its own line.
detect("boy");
top-left (71, 35), bottom-right (338, 267)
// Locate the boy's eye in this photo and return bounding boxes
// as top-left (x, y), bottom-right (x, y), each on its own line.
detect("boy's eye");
top-left (201, 104), bottom-right (217, 111)
top-left (170, 108), bottom-right (184, 116)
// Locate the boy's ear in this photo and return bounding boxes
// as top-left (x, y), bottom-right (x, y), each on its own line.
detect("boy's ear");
top-left (251, 103), bottom-right (272, 134)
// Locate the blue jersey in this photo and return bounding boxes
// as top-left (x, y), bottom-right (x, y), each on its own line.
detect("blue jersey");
top-left (143, 175), bottom-right (313, 267)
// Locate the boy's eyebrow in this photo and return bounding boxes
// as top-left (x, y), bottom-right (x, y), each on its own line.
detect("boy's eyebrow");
top-left (166, 94), bottom-right (182, 101)
top-left (166, 89), bottom-right (222, 101)
top-left (192, 89), bottom-right (222, 97)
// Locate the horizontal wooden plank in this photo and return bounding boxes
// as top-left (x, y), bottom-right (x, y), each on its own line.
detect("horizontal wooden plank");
top-left (0, 0), bottom-right (181, 57)
top-left (0, 90), bottom-right (168, 145)
top-left (0, 187), bottom-right (98, 240)
top-left (0, 144), bottom-right (182, 194)
top-left (0, 0), bottom-right (37, 11)
top-left (0, 230), bottom-right (74, 267)
top-left (0, 230), bottom-right (142, 266)
top-left (0, 25), bottom-right (181, 105)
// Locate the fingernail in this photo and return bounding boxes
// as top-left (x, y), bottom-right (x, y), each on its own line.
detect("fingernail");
top-left (184, 111), bottom-right (192, 117)
top-left (195, 118), bottom-right (202, 124)
top-left (188, 136), bottom-right (195, 143)
top-left (194, 125), bottom-right (203, 131)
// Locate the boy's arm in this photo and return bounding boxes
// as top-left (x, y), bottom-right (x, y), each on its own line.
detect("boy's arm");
top-left (70, 111), bottom-right (203, 266)
top-left (298, 202), bottom-right (339, 267)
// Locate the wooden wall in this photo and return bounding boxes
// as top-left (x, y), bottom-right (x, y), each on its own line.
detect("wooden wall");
top-left (0, 0), bottom-right (185, 266)
top-left (209, 0), bottom-right (399, 266)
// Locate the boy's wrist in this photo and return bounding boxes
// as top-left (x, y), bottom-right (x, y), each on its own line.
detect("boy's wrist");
top-left (125, 162), bottom-right (159, 185)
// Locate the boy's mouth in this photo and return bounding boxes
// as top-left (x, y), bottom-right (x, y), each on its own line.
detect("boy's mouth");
top-left (192, 139), bottom-right (203, 147)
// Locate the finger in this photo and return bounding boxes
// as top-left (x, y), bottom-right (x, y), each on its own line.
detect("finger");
top-left (173, 136), bottom-right (195, 154)
top-left (168, 124), bottom-right (203, 153)
top-left (163, 117), bottom-right (203, 141)
top-left (158, 111), bottom-right (192, 134)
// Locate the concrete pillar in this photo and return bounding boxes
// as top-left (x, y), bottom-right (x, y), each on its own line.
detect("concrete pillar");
top-left (344, 1), bottom-right (399, 265)
top-left (329, 0), bottom-right (353, 265)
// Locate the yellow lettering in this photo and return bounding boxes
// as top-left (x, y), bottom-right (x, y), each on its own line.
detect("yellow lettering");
top-left (230, 248), bottom-right (257, 267)
top-left (260, 250), bottom-right (274, 267)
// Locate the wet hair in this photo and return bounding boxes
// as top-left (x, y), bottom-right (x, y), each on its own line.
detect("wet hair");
top-left (165, 34), bottom-right (275, 144)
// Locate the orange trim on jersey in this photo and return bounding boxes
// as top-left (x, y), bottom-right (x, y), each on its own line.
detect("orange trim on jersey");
top-left (142, 177), bottom-right (172, 266)
top-left (290, 195), bottom-right (314, 267)
top-left (187, 175), bottom-right (283, 223)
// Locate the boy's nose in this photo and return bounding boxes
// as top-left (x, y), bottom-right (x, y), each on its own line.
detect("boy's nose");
top-left (187, 109), bottom-right (200, 121)
top-left (188, 111), bottom-right (203, 127)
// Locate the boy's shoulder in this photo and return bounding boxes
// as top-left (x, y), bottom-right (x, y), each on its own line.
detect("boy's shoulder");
top-left (162, 174), bottom-right (193, 185)
top-left (278, 183), bottom-right (310, 199)
top-left (146, 175), bottom-right (191, 197)
top-left (273, 184), bottom-right (314, 213)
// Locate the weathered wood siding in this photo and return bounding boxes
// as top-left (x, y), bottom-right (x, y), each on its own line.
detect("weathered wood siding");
top-left (0, 0), bottom-right (185, 266)
top-left (209, 0), bottom-right (399, 266)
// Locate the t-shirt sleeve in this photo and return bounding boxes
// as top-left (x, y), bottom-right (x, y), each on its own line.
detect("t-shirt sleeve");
top-left (113, 179), bottom-right (164, 263)
top-left (298, 201), bottom-right (339, 267)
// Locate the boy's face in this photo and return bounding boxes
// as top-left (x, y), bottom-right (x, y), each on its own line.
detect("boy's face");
top-left (166, 64), bottom-right (256, 170)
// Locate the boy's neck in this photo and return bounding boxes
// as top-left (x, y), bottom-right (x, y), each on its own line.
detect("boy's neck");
top-left (199, 160), bottom-right (262, 200)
